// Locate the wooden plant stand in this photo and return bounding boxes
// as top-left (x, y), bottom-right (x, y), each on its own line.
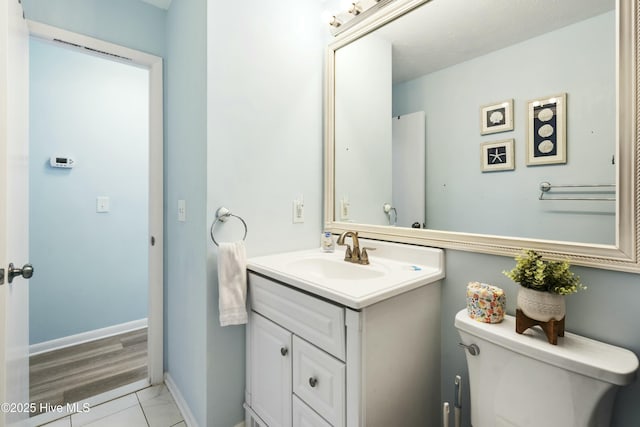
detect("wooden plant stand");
top-left (515, 309), bottom-right (565, 345)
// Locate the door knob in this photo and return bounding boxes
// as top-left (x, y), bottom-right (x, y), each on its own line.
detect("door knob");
top-left (8, 263), bottom-right (34, 284)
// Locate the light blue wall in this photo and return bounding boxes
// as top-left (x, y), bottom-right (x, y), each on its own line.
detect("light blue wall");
top-left (393, 12), bottom-right (615, 244)
top-left (206, 1), bottom-right (327, 425)
top-left (165, 0), bottom-right (208, 425)
top-left (21, 0), bottom-right (165, 57)
top-left (29, 38), bottom-right (149, 344)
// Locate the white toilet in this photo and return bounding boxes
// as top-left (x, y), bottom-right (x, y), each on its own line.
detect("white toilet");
top-left (455, 309), bottom-right (638, 427)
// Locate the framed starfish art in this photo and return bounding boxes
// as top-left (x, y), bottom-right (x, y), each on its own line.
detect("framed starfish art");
top-left (480, 139), bottom-right (515, 172)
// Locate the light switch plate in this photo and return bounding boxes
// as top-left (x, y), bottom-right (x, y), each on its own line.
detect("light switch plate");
top-left (96, 196), bottom-right (110, 213)
top-left (178, 200), bottom-right (186, 222)
top-left (293, 198), bottom-right (304, 223)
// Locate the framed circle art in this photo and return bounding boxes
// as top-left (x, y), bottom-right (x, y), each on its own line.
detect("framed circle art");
top-left (526, 93), bottom-right (567, 166)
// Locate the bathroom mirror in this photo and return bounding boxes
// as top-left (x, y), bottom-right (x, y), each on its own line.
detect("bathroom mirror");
top-left (324, 0), bottom-right (640, 272)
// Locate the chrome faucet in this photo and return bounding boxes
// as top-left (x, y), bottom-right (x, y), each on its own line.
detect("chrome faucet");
top-left (337, 231), bottom-right (361, 264)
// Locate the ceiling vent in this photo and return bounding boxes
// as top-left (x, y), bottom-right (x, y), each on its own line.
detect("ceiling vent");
top-left (53, 38), bottom-right (132, 62)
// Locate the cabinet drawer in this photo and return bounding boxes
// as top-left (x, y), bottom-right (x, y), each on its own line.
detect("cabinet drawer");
top-left (292, 395), bottom-right (332, 427)
top-left (293, 336), bottom-right (345, 427)
top-left (249, 273), bottom-right (345, 360)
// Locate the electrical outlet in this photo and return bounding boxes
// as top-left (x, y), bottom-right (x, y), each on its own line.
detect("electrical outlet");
top-left (340, 199), bottom-right (350, 220)
top-left (293, 198), bottom-right (304, 223)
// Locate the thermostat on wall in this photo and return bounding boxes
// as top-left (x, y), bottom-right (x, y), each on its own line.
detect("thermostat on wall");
top-left (49, 156), bottom-right (75, 168)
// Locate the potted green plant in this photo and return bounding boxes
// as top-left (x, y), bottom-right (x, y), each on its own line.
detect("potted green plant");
top-left (503, 249), bottom-right (586, 323)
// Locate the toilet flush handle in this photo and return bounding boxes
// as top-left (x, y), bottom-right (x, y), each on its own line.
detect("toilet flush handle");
top-left (458, 342), bottom-right (480, 356)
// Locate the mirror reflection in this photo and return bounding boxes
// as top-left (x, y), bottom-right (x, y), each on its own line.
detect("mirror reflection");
top-left (334, 0), bottom-right (616, 244)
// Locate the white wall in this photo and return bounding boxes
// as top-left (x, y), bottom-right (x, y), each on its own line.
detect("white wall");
top-left (335, 35), bottom-right (392, 224)
top-left (393, 11), bottom-right (615, 244)
top-left (29, 38), bottom-right (149, 344)
top-left (206, 1), bottom-right (327, 425)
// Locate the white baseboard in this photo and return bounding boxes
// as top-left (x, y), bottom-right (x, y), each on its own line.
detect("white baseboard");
top-left (165, 372), bottom-right (199, 427)
top-left (29, 318), bottom-right (148, 356)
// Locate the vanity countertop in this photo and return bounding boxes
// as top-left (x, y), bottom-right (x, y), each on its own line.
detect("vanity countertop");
top-left (247, 239), bottom-right (444, 309)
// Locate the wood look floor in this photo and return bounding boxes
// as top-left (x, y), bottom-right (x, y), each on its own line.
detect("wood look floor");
top-left (30, 328), bottom-right (147, 416)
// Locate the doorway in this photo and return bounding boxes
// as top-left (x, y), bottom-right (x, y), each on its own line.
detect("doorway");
top-left (26, 21), bottom-right (164, 419)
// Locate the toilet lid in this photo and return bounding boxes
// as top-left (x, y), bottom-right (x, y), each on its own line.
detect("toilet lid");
top-left (455, 309), bottom-right (639, 386)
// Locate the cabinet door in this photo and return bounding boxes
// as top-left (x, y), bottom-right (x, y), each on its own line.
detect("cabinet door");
top-left (251, 312), bottom-right (293, 427)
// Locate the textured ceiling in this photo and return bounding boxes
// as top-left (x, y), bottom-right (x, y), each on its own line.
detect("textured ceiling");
top-left (371, 0), bottom-right (615, 84)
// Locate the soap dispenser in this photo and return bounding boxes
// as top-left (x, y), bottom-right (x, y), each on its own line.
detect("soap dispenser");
top-left (320, 231), bottom-right (335, 252)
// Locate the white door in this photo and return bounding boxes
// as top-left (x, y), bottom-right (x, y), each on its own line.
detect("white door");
top-left (392, 111), bottom-right (426, 228)
top-left (0, 0), bottom-right (30, 426)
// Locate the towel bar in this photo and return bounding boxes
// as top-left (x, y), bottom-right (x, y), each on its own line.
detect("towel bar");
top-left (538, 181), bottom-right (615, 201)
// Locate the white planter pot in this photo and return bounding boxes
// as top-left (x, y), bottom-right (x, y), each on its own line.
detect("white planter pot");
top-left (516, 286), bottom-right (565, 321)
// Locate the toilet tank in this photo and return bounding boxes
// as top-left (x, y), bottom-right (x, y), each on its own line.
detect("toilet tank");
top-left (455, 309), bottom-right (638, 427)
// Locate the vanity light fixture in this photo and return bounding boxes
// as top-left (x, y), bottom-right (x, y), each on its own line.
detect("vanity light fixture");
top-left (321, 10), bottom-right (343, 27)
top-left (348, 2), bottom-right (363, 15)
top-left (324, 0), bottom-right (395, 36)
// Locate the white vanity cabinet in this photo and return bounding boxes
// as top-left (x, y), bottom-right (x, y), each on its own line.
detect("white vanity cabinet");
top-left (244, 271), bottom-right (441, 427)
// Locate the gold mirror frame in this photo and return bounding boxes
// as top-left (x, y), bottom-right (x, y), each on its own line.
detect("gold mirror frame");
top-left (324, 0), bottom-right (640, 272)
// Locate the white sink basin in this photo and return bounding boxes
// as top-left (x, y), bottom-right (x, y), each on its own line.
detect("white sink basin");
top-left (247, 238), bottom-right (444, 309)
top-left (285, 256), bottom-right (389, 280)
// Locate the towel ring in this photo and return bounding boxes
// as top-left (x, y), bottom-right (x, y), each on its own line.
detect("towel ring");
top-left (210, 207), bottom-right (248, 247)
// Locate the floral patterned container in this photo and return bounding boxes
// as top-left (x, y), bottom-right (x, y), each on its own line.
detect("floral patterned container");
top-left (466, 282), bottom-right (506, 323)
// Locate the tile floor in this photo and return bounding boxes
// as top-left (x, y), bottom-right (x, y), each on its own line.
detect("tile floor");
top-left (39, 384), bottom-right (185, 427)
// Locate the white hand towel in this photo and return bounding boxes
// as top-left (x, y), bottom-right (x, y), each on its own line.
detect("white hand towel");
top-left (217, 241), bottom-right (248, 326)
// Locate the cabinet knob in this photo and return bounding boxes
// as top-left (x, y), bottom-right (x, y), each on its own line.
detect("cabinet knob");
top-left (308, 377), bottom-right (318, 388)
top-left (280, 347), bottom-right (288, 356)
